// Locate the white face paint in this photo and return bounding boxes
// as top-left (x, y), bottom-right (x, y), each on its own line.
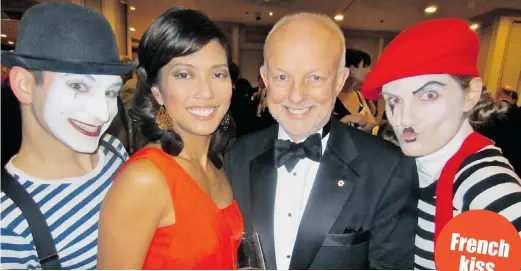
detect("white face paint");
top-left (42, 73), bottom-right (123, 153)
top-left (381, 74), bottom-right (467, 157)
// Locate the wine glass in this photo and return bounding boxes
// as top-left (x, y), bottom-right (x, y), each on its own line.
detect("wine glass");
top-left (232, 232), bottom-right (266, 270)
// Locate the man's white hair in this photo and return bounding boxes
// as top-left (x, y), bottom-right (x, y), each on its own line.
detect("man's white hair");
top-left (262, 12), bottom-right (346, 71)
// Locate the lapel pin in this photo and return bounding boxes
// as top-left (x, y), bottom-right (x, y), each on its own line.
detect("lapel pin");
top-left (337, 180), bottom-right (345, 187)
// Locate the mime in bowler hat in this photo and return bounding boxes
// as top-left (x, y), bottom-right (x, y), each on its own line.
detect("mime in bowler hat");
top-left (1, 2), bottom-right (134, 269)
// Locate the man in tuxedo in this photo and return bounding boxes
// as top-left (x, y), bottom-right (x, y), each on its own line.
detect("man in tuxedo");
top-left (225, 13), bottom-right (417, 270)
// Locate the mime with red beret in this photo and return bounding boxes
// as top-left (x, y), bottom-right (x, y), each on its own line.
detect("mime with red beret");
top-left (361, 18), bottom-right (521, 269)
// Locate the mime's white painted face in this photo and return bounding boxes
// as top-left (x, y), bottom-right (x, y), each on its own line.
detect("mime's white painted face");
top-left (42, 72), bottom-right (122, 153)
top-left (382, 74), bottom-right (468, 157)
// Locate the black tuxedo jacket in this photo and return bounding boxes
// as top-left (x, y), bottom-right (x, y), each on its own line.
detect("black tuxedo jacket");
top-left (224, 119), bottom-right (418, 270)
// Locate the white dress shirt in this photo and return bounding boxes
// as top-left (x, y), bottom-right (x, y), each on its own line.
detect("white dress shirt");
top-left (273, 126), bottom-right (330, 270)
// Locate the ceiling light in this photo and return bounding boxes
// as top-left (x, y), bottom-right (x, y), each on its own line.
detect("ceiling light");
top-left (8, 41), bottom-right (14, 45)
top-left (129, 6), bottom-right (135, 10)
top-left (424, 5), bottom-right (437, 13)
top-left (334, 14), bottom-right (344, 21)
top-left (269, 12), bottom-right (273, 16)
top-left (1, 33), bottom-right (6, 38)
top-left (470, 23), bottom-right (479, 30)
top-left (129, 27), bottom-right (136, 32)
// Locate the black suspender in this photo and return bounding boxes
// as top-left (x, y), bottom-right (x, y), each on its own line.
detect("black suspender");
top-left (1, 168), bottom-right (62, 270)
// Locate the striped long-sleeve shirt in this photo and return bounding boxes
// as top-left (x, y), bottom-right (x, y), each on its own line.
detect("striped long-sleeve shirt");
top-left (414, 144), bottom-right (521, 269)
top-left (1, 134), bottom-right (128, 270)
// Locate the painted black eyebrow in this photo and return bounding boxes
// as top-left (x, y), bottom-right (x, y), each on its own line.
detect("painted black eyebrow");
top-left (109, 82), bottom-right (123, 88)
top-left (412, 81), bottom-right (446, 94)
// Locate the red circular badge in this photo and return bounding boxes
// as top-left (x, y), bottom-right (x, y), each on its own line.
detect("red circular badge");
top-left (435, 210), bottom-right (521, 271)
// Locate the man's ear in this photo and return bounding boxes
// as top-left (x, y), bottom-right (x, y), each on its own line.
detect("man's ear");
top-left (151, 86), bottom-right (164, 105)
top-left (260, 65), bottom-right (268, 89)
top-left (463, 77), bottom-right (483, 112)
top-left (9, 67), bottom-right (36, 105)
top-left (335, 67), bottom-right (350, 96)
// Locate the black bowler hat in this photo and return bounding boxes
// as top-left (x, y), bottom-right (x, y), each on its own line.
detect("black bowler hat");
top-left (1, 2), bottom-right (135, 75)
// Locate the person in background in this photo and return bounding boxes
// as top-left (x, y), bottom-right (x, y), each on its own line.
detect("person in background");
top-left (334, 49), bottom-right (377, 132)
top-left (225, 12), bottom-right (417, 270)
top-left (1, 3), bottom-right (132, 269)
top-left (229, 63), bottom-right (258, 137)
top-left (361, 18), bottom-right (521, 270)
top-left (251, 75), bottom-right (277, 133)
top-left (477, 98), bottom-right (521, 177)
top-left (98, 8), bottom-right (243, 269)
top-left (119, 56), bottom-right (137, 108)
top-left (254, 75), bottom-right (268, 116)
top-left (230, 63), bottom-right (256, 101)
top-left (106, 57), bottom-right (135, 153)
top-left (251, 75), bottom-right (266, 103)
top-left (1, 64), bottom-right (9, 84)
top-left (495, 85), bottom-right (519, 105)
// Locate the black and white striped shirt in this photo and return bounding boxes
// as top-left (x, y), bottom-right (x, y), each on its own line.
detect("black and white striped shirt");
top-left (414, 143), bottom-right (521, 269)
top-left (412, 122), bottom-right (521, 269)
top-left (1, 134), bottom-right (128, 269)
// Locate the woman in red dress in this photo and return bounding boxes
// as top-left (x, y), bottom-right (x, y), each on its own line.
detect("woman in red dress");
top-left (97, 8), bottom-right (243, 269)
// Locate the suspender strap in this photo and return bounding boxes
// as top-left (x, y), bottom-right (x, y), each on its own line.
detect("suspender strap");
top-left (100, 139), bottom-right (126, 162)
top-left (1, 168), bottom-right (62, 270)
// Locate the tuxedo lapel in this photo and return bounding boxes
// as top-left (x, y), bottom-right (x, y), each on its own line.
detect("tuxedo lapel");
top-left (290, 119), bottom-right (362, 270)
top-left (250, 144), bottom-right (278, 269)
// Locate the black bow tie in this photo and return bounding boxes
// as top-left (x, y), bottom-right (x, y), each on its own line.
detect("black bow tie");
top-left (274, 133), bottom-right (322, 172)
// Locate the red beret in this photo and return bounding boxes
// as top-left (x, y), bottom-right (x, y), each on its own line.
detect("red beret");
top-left (360, 18), bottom-right (480, 100)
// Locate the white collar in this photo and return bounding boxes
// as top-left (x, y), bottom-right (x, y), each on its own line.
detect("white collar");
top-left (415, 120), bottom-right (473, 187)
top-left (277, 125), bottom-right (324, 142)
top-left (277, 125), bottom-right (329, 155)
top-left (4, 148), bottom-right (106, 184)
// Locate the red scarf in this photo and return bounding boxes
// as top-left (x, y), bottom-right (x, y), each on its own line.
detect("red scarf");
top-left (434, 131), bottom-right (493, 258)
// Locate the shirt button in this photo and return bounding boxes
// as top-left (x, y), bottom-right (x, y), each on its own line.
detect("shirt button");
top-left (292, 172), bottom-right (297, 176)
top-left (288, 213), bottom-right (292, 217)
top-left (286, 255), bottom-right (291, 259)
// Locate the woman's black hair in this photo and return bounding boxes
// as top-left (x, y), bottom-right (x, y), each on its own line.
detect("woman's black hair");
top-left (452, 76), bottom-right (509, 128)
top-left (131, 7), bottom-right (235, 168)
top-left (345, 48), bottom-right (371, 68)
top-left (230, 62), bottom-right (240, 84)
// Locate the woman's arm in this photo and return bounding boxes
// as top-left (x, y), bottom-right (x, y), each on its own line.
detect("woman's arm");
top-left (367, 99), bottom-right (377, 116)
top-left (97, 159), bottom-right (172, 269)
top-left (340, 99), bottom-right (376, 132)
top-left (360, 96), bottom-right (377, 126)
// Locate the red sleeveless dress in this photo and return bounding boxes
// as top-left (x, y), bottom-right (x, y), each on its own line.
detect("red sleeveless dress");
top-left (122, 147), bottom-right (243, 269)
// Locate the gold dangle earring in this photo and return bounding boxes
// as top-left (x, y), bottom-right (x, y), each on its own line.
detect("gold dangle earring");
top-left (156, 105), bottom-right (173, 130)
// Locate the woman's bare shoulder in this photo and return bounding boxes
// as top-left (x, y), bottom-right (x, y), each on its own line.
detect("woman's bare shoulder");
top-left (109, 158), bottom-right (170, 202)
